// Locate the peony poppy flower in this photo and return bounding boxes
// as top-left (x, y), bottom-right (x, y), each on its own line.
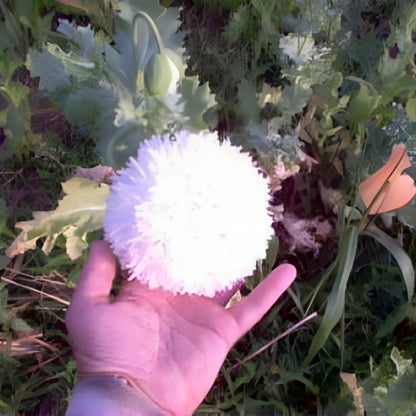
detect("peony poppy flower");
top-left (359, 144), bottom-right (416, 215)
top-left (103, 131), bottom-right (272, 297)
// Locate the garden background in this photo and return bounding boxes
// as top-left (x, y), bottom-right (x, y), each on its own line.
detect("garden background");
top-left (0, 0), bottom-right (416, 414)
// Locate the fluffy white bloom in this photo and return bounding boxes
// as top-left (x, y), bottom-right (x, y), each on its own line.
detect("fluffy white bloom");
top-left (103, 131), bottom-right (272, 297)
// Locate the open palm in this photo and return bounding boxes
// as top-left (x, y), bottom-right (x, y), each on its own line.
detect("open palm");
top-left (66, 241), bottom-right (296, 415)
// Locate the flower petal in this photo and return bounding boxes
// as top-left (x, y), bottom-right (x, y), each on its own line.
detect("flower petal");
top-left (359, 144), bottom-right (415, 213)
top-left (366, 176), bottom-right (416, 214)
top-left (103, 131), bottom-right (272, 297)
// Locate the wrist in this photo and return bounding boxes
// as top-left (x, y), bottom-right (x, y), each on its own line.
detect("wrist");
top-left (66, 375), bottom-right (169, 416)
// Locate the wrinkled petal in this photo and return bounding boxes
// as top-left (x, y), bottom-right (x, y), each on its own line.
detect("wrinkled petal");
top-left (359, 144), bottom-right (416, 214)
top-left (103, 131), bottom-right (272, 297)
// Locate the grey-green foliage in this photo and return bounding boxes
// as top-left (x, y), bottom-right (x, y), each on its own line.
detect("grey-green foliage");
top-left (361, 347), bottom-right (416, 415)
top-left (282, 0), bottom-right (343, 35)
top-left (231, 112), bottom-right (306, 172)
top-left (333, 1), bottom-right (416, 99)
top-left (27, 0), bottom-right (216, 169)
top-left (0, 0), bottom-right (55, 57)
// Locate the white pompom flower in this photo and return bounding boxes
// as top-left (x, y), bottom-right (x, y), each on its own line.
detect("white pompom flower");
top-left (103, 131), bottom-right (272, 297)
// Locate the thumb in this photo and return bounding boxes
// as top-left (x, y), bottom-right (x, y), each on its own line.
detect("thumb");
top-left (71, 240), bottom-right (116, 303)
top-left (227, 263), bottom-right (296, 336)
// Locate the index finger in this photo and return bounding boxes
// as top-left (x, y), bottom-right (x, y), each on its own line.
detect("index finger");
top-left (227, 264), bottom-right (296, 336)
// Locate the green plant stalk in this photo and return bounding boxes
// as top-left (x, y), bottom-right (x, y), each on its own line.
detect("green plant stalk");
top-left (304, 204), bottom-right (348, 316)
top-left (303, 226), bottom-right (358, 366)
top-left (304, 257), bottom-right (338, 317)
top-left (132, 11), bottom-right (165, 76)
top-left (340, 309), bottom-right (345, 370)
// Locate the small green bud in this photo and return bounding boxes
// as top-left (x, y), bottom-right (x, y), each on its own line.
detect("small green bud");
top-left (143, 53), bottom-right (172, 97)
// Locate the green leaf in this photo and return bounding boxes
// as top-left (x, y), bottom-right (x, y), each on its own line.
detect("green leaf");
top-left (346, 77), bottom-right (380, 124)
top-left (233, 361), bottom-right (257, 390)
top-left (278, 367), bottom-right (318, 394)
top-left (178, 77), bottom-right (217, 130)
top-left (0, 397), bottom-right (13, 414)
top-left (303, 226), bottom-right (358, 366)
top-left (59, 0), bottom-right (117, 35)
top-left (0, 256), bottom-right (10, 270)
top-left (2, 81), bottom-right (29, 108)
top-left (280, 81), bottom-right (312, 114)
top-left (376, 49), bottom-right (407, 86)
top-left (28, 3), bottom-right (216, 168)
top-left (236, 78), bottom-right (260, 123)
top-left (223, 5), bottom-right (252, 43)
top-left (406, 97), bottom-right (416, 121)
top-left (372, 104), bottom-right (396, 127)
top-left (375, 303), bottom-right (411, 339)
top-left (362, 225), bottom-right (414, 302)
top-left (27, 49), bottom-right (70, 91)
top-left (265, 236), bottom-right (279, 275)
top-left (5, 177), bottom-right (109, 260)
top-left (0, 198), bottom-right (9, 235)
top-left (0, 280), bottom-right (7, 307)
top-left (282, 0), bottom-right (341, 36)
top-left (390, 346), bottom-right (413, 379)
top-left (9, 317), bottom-right (34, 332)
top-left (6, 103), bottom-right (30, 144)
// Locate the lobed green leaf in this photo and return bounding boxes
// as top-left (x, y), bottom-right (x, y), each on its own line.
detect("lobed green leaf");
top-left (5, 177), bottom-right (109, 260)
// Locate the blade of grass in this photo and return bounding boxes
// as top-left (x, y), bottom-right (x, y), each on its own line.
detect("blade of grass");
top-left (304, 257), bottom-right (338, 316)
top-left (265, 236), bottom-right (279, 275)
top-left (287, 286), bottom-right (304, 316)
top-left (303, 226), bottom-right (358, 366)
top-left (362, 224), bottom-right (414, 302)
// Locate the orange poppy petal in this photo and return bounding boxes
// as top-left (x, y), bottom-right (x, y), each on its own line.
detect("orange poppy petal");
top-left (359, 171), bottom-right (386, 207)
top-left (359, 144), bottom-right (415, 213)
top-left (366, 175), bottom-right (416, 214)
top-left (386, 144), bottom-right (412, 181)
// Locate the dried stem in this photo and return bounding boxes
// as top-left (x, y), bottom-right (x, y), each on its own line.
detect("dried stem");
top-left (231, 312), bottom-right (318, 370)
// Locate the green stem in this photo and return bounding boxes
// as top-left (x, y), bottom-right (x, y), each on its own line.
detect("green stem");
top-left (133, 11), bottom-right (165, 56)
top-left (132, 11), bottom-right (166, 84)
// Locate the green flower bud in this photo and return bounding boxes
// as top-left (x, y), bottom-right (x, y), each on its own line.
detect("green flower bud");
top-left (143, 53), bottom-right (172, 97)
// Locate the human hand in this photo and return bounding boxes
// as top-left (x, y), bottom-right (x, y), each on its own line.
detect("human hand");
top-left (66, 240), bottom-right (296, 415)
